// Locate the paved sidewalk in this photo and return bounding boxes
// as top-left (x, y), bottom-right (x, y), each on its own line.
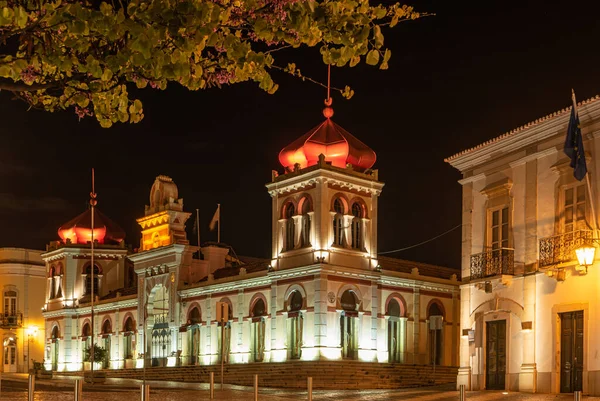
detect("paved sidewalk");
top-left (1, 374), bottom-right (599, 400)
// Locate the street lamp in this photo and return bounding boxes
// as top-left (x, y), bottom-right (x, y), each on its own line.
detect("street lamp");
top-left (575, 243), bottom-right (596, 273)
top-left (26, 326), bottom-right (38, 370)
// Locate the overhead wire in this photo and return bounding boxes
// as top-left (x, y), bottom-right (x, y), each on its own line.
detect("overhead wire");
top-left (378, 223), bottom-right (462, 255)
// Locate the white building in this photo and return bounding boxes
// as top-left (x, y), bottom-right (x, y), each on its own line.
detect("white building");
top-left (0, 248), bottom-right (46, 373)
top-left (43, 106), bottom-right (461, 372)
top-left (446, 95), bottom-right (600, 394)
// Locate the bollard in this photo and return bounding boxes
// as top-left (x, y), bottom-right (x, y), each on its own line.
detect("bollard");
top-left (74, 379), bottom-right (83, 401)
top-left (254, 374), bottom-right (258, 401)
top-left (141, 384), bottom-right (150, 401)
top-left (307, 377), bottom-right (313, 401)
top-left (28, 374), bottom-right (35, 401)
top-left (459, 384), bottom-right (465, 401)
top-left (574, 390), bottom-right (582, 401)
top-left (210, 372), bottom-right (214, 399)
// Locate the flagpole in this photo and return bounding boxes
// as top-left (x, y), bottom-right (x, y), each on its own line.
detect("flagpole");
top-left (196, 208), bottom-right (202, 256)
top-left (572, 89), bottom-right (599, 233)
top-left (217, 204), bottom-right (221, 244)
top-left (89, 168), bottom-right (97, 384)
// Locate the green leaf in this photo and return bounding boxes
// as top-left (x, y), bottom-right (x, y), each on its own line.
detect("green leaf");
top-left (373, 25), bottom-right (384, 49)
top-left (380, 49), bottom-right (391, 70)
top-left (14, 6), bottom-right (27, 28)
top-left (101, 68), bottom-right (113, 82)
top-left (0, 65), bottom-right (11, 77)
top-left (366, 49), bottom-right (379, 65)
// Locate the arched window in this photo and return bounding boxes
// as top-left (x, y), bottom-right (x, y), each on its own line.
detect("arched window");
top-left (49, 267), bottom-right (56, 300)
top-left (300, 199), bottom-right (312, 247)
top-left (82, 322), bottom-right (91, 361)
top-left (188, 307), bottom-right (201, 325)
top-left (341, 290), bottom-right (358, 312)
top-left (427, 301), bottom-right (444, 366)
top-left (289, 291), bottom-right (303, 312)
top-left (84, 265), bottom-right (101, 297)
top-left (49, 267), bottom-right (62, 300)
top-left (252, 299), bottom-right (266, 317)
top-left (123, 317), bottom-right (135, 359)
top-left (284, 203), bottom-right (295, 251)
top-left (387, 299), bottom-right (401, 317)
top-left (333, 198), bottom-right (344, 246)
top-left (102, 319), bottom-right (112, 335)
top-left (351, 203), bottom-right (363, 250)
top-left (52, 325), bottom-right (60, 339)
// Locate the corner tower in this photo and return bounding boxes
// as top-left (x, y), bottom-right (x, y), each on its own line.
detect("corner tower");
top-left (137, 175), bottom-right (191, 251)
top-left (266, 104), bottom-right (384, 271)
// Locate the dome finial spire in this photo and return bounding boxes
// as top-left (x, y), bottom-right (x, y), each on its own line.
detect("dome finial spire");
top-left (323, 64), bottom-right (334, 118)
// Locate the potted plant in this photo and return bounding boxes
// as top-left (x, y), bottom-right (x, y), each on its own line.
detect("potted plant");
top-left (83, 345), bottom-right (108, 383)
top-left (32, 359), bottom-right (53, 379)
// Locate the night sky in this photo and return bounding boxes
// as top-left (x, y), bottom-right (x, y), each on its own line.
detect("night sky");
top-left (2, 1), bottom-right (600, 270)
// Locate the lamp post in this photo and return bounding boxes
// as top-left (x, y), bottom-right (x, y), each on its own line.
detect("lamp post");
top-left (26, 326), bottom-right (38, 370)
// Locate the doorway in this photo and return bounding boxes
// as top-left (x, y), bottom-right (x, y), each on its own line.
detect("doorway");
top-left (486, 320), bottom-right (506, 390)
top-left (560, 311), bottom-right (583, 393)
top-left (3, 337), bottom-right (17, 373)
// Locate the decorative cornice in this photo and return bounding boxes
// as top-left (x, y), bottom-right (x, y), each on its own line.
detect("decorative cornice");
top-left (458, 173), bottom-right (486, 186)
top-left (508, 147), bottom-right (558, 168)
top-left (445, 95), bottom-right (600, 172)
top-left (266, 169), bottom-right (384, 197)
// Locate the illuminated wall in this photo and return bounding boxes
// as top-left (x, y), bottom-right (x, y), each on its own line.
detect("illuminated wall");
top-left (0, 248), bottom-right (46, 373)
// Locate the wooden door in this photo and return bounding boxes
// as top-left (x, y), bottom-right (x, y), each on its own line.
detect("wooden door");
top-left (560, 311), bottom-right (584, 393)
top-left (486, 320), bottom-right (506, 390)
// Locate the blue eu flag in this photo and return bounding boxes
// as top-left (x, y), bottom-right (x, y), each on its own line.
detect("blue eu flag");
top-left (564, 106), bottom-right (587, 181)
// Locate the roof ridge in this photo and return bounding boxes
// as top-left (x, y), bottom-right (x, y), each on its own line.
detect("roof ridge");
top-left (444, 94), bottom-right (600, 163)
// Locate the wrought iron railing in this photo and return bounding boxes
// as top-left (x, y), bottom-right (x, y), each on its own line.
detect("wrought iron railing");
top-left (470, 248), bottom-right (514, 279)
top-left (0, 312), bottom-right (23, 328)
top-left (539, 230), bottom-right (592, 268)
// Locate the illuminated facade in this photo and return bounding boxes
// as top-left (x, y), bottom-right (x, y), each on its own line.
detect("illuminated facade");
top-left (42, 108), bottom-right (460, 372)
top-left (0, 248), bottom-right (45, 373)
top-left (446, 95), bottom-right (600, 394)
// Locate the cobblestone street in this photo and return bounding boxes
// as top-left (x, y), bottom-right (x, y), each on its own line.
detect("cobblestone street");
top-left (1, 376), bottom-right (600, 401)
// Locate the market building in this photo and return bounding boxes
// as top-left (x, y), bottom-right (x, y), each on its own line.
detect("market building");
top-left (42, 104), bottom-right (461, 373)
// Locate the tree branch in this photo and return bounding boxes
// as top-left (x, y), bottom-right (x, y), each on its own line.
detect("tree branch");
top-left (0, 78), bottom-right (59, 91)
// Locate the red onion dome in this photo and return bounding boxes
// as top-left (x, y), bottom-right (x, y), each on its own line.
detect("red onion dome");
top-left (58, 209), bottom-right (125, 245)
top-left (278, 110), bottom-right (376, 171)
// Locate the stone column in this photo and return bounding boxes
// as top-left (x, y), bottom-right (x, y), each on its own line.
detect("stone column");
top-left (313, 274), bottom-right (328, 355)
top-left (520, 274), bottom-right (537, 392)
top-left (399, 317), bottom-right (408, 363)
top-left (457, 284), bottom-right (472, 390)
top-left (412, 288), bottom-right (420, 364)
top-left (370, 282), bottom-right (378, 354)
top-left (270, 283), bottom-right (278, 354)
top-left (452, 289), bottom-right (459, 366)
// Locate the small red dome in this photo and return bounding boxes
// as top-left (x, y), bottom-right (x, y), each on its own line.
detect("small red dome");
top-left (58, 209), bottom-right (125, 245)
top-left (279, 115), bottom-right (376, 171)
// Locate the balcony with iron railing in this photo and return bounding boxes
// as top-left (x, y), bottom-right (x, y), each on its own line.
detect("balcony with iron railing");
top-left (539, 230), bottom-right (592, 268)
top-left (0, 312), bottom-right (23, 328)
top-left (470, 248), bottom-right (515, 280)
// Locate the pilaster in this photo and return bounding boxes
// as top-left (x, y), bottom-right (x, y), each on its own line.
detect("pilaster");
top-left (413, 288), bottom-right (420, 363)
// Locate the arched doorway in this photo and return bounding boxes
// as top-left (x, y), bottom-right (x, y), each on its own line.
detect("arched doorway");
top-left (287, 290), bottom-right (303, 359)
top-left (123, 317), bottom-right (135, 360)
top-left (81, 322), bottom-right (91, 368)
top-left (3, 336), bottom-right (17, 373)
top-left (51, 325), bottom-right (60, 371)
top-left (428, 302), bottom-right (444, 366)
top-left (186, 306), bottom-right (201, 365)
top-left (250, 297), bottom-right (266, 362)
top-left (340, 290), bottom-right (359, 360)
top-left (217, 301), bottom-right (232, 364)
top-left (148, 285), bottom-right (170, 367)
top-left (387, 298), bottom-right (406, 363)
top-left (101, 319), bottom-right (112, 369)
